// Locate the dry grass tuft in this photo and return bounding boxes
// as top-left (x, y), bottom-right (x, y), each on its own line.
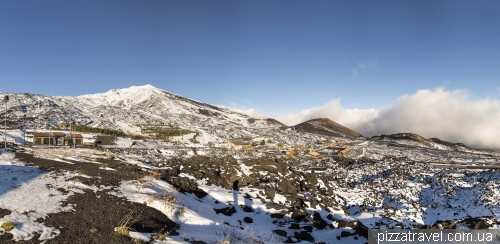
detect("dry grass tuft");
top-left (177, 206), bottom-right (188, 217)
top-left (159, 189), bottom-right (188, 217)
top-left (132, 178), bottom-right (148, 189)
top-left (149, 171), bottom-right (161, 180)
top-left (156, 231), bottom-right (170, 241)
top-left (161, 190), bottom-right (181, 209)
top-left (105, 152), bottom-right (117, 160)
top-left (1, 222), bottom-right (15, 232)
top-left (116, 210), bottom-right (141, 237)
top-left (146, 196), bottom-right (154, 205)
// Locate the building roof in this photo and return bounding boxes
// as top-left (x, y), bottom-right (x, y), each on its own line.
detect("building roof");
top-left (33, 132), bottom-right (73, 137)
top-left (66, 134), bottom-right (83, 138)
top-left (34, 132), bottom-right (61, 137)
top-left (33, 133), bottom-right (50, 137)
top-left (33, 132), bottom-right (83, 138)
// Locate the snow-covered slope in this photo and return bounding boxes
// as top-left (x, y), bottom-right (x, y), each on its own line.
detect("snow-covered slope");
top-left (0, 85), bottom-right (488, 154)
top-left (376, 133), bottom-right (475, 152)
top-left (0, 85), bottom-right (278, 140)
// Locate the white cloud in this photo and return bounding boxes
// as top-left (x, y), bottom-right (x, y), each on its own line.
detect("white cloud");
top-left (351, 61), bottom-right (377, 76)
top-left (277, 99), bottom-right (378, 130)
top-left (225, 100), bottom-right (258, 115)
top-left (277, 87), bottom-right (500, 148)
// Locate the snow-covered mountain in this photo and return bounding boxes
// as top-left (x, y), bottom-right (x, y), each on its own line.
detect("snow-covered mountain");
top-left (375, 133), bottom-right (476, 153)
top-left (0, 85), bottom-right (278, 138)
top-left (0, 85), bottom-right (485, 152)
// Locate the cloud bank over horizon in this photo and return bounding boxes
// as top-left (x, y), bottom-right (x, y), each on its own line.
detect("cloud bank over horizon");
top-left (277, 87), bottom-right (500, 149)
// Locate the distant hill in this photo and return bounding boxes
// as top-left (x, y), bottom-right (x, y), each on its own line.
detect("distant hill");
top-left (291, 118), bottom-right (363, 138)
top-left (0, 85), bottom-right (280, 138)
top-left (375, 133), bottom-right (474, 152)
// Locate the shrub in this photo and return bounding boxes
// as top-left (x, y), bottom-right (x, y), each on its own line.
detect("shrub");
top-left (1, 222), bottom-right (15, 232)
top-left (156, 230), bottom-right (170, 241)
top-left (116, 211), bottom-right (138, 236)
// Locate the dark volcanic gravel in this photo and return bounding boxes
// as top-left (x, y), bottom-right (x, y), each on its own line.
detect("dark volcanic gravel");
top-left (2, 152), bottom-right (179, 244)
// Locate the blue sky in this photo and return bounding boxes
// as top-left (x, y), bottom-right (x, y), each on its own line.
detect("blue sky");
top-left (1, 1), bottom-right (499, 117)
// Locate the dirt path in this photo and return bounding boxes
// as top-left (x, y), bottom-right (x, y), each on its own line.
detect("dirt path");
top-left (2, 153), bottom-right (178, 244)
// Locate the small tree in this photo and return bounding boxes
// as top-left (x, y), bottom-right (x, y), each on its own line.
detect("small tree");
top-left (267, 139), bottom-right (273, 144)
top-left (251, 141), bottom-right (257, 147)
top-left (260, 140), bottom-right (265, 146)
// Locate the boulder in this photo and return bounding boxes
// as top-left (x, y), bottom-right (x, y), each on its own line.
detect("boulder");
top-left (272, 229), bottom-right (287, 237)
top-left (299, 180), bottom-right (310, 190)
top-left (278, 179), bottom-right (299, 195)
top-left (336, 219), bottom-right (357, 228)
top-left (461, 218), bottom-right (490, 229)
top-left (291, 209), bottom-right (307, 222)
top-left (165, 177), bottom-right (207, 198)
top-left (284, 236), bottom-right (296, 243)
top-left (275, 159), bottom-right (288, 175)
top-left (435, 220), bottom-right (456, 229)
top-left (310, 198), bottom-right (318, 209)
top-left (311, 212), bottom-right (328, 230)
top-left (213, 206), bottom-right (236, 216)
top-left (303, 225), bottom-right (313, 232)
top-left (254, 165), bottom-right (278, 174)
top-left (294, 231), bottom-right (315, 242)
top-left (265, 188), bottom-right (276, 200)
top-left (240, 205), bottom-right (254, 212)
top-left (270, 212), bottom-right (287, 219)
top-left (309, 171), bottom-right (318, 186)
top-left (353, 221), bottom-right (368, 238)
top-left (266, 203), bottom-right (288, 210)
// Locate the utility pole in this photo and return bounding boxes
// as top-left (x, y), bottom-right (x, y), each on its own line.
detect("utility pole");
top-left (4, 95), bottom-right (9, 150)
top-left (69, 106), bottom-right (72, 148)
top-left (48, 124), bottom-right (51, 149)
top-left (23, 114), bottom-right (26, 147)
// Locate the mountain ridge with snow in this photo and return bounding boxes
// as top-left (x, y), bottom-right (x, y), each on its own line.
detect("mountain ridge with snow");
top-left (0, 85), bottom-right (480, 150)
top-left (1, 85), bottom-right (301, 144)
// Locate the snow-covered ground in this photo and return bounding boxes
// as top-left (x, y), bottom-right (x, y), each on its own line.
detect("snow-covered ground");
top-left (0, 152), bottom-right (100, 241)
top-left (1, 127), bottom-right (500, 243)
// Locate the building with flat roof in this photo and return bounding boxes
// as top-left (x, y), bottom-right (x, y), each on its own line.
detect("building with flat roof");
top-left (33, 132), bottom-right (83, 146)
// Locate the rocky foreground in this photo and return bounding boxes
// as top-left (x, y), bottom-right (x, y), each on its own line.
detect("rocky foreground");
top-left (0, 146), bottom-right (499, 243)
top-left (113, 145), bottom-right (500, 243)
